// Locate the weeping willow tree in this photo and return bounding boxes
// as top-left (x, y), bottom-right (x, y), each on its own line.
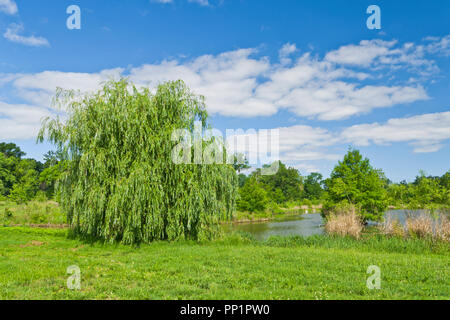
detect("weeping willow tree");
top-left (38, 79), bottom-right (237, 244)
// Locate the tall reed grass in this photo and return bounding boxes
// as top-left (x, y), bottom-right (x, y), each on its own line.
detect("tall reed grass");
top-left (378, 216), bottom-right (405, 238)
top-left (435, 214), bottom-right (450, 242)
top-left (379, 211), bottom-right (449, 242)
top-left (324, 207), bottom-right (363, 239)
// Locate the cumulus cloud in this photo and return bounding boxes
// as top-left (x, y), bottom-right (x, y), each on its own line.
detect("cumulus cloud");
top-left (223, 124), bottom-right (341, 172)
top-left (279, 43), bottom-right (297, 65)
top-left (423, 35), bottom-right (450, 56)
top-left (118, 49), bottom-right (273, 117)
top-left (325, 38), bottom-right (444, 75)
top-left (0, 102), bottom-right (52, 139)
top-left (127, 45), bottom-right (428, 119)
top-left (0, 37), bottom-right (447, 159)
top-left (291, 163), bottom-right (321, 174)
top-left (151, 0), bottom-right (210, 5)
top-left (188, 0), bottom-right (209, 6)
top-left (224, 111), bottom-right (450, 173)
top-left (3, 23), bottom-right (50, 47)
top-left (341, 111), bottom-right (450, 153)
top-left (10, 68), bottom-right (123, 107)
top-left (2, 38), bottom-right (440, 119)
top-left (150, 0), bottom-right (173, 4)
top-left (0, 0), bottom-right (17, 15)
top-left (325, 39), bottom-right (398, 67)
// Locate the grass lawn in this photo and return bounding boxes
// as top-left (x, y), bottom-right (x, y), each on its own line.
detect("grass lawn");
top-left (0, 201), bottom-right (65, 226)
top-left (0, 227), bottom-right (448, 300)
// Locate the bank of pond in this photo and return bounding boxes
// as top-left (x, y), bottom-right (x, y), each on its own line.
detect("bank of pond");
top-left (1, 200), bottom-right (448, 244)
top-left (225, 210), bottom-right (444, 241)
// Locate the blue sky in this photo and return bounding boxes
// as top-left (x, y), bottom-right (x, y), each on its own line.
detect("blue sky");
top-left (0, 0), bottom-right (449, 182)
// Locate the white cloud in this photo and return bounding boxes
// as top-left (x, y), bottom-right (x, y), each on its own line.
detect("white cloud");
top-left (290, 163), bottom-right (321, 174)
top-left (4, 23), bottom-right (50, 47)
top-left (274, 125), bottom-right (341, 168)
top-left (0, 38), bottom-right (446, 144)
top-left (127, 47), bottom-right (428, 119)
top-left (1, 39), bottom-right (437, 119)
top-left (325, 38), bottom-right (443, 75)
top-left (275, 81), bottom-right (428, 121)
top-left (225, 124), bottom-right (336, 154)
top-left (128, 49), bottom-right (274, 117)
top-left (188, 0), bottom-right (209, 6)
top-left (0, 0), bottom-right (17, 15)
top-left (254, 53), bottom-right (427, 120)
top-left (0, 102), bottom-right (52, 139)
top-left (151, 0), bottom-right (211, 5)
top-left (423, 35), bottom-right (450, 56)
top-left (14, 69), bottom-right (123, 93)
top-left (11, 68), bottom-right (123, 108)
top-left (224, 111), bottom-right (450, 173)
top-left (279, 43), bottom-right (297, 65)
top-left (224, 124), bottom-right (340, 171)
top-left (325, 39), bottom-right (397, 67)
top-left (150, 0), bottom-right (173, 4)
top-left (341, 111), bottom-right (450, 153)
top-left (277, 125), bottom-right (336, 151)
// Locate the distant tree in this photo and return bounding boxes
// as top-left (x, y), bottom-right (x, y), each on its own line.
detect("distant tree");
top-left (324, 149), bottom-right (388, 222)
top-left (386, 169), bottom-right (450, 209)
top-left (0, 153), bottom-right (17, 195)
top-left (269, 187), bottom-right (284, 204)
top-left (387, 183), bottom-right (410, 207)
top-left (255, 161), bottom-right (303, 204)
top-left (9, 159), bottom-right (40, 204)
top-left (43, 150), bottom-right (64, 168)
top-left (237, 177), bottom-right (268, 212)
top-left (409, 172), bottom-right (447, 208)
top-left (0, 151), bottom-right (42, 199)
top-left (440, 170), bottom-right (450, 189)
top-left (0, 143), bottom-right (25, 159)
top-left (237, 173), bottom-right (248, 188)
top-left (303, 172), bottom-right (324, 200)
top-left (39, 161), bottom-right (67, 199)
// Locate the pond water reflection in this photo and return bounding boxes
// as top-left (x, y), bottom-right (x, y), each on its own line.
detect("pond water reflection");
top-left (228, 213), bottom-right (324, 241)
top-left (228, 210), bottom-right (428, 240)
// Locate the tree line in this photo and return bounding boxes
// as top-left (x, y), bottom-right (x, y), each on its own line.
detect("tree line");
top-left (2, 138), bottom-right (448, 225)
top-left (237, 149), bottom-right (450, 222)
top-left (0, 143), bottom-right (65, 203)
top-left (1, 140), bottom-right (448, 223)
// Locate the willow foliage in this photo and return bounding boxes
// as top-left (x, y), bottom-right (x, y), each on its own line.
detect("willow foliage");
top-left (38, 79), bottom-right (237, 244)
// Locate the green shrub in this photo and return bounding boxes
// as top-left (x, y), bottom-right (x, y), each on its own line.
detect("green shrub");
top-left (30, 212), bottom-right (47, 224)
top-left (9, 185), bottom-right (29, 204)
top-left (301, 199), bottom-right (312, 207)
top-left (268, 202), bottom-right (284, 215)
top-left (1, 208), bottom-right (14, 225)
top-left (237, 177), bottom-right (268, 213)
top-left (4, 208), bottom-right (13, 219)
top-left (34, 191), bottom-right (48, 202)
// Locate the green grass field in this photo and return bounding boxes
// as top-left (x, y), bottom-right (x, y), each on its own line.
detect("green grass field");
top-left (0, 201), bottom-right (65, 226)
top-left (0, 227), bottom-right (448, 300)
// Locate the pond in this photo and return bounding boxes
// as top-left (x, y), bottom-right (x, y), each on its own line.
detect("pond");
top-left (227, 209), bottom-right (428, 240)
top-left (228, 213), bottom-right (324, 241)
